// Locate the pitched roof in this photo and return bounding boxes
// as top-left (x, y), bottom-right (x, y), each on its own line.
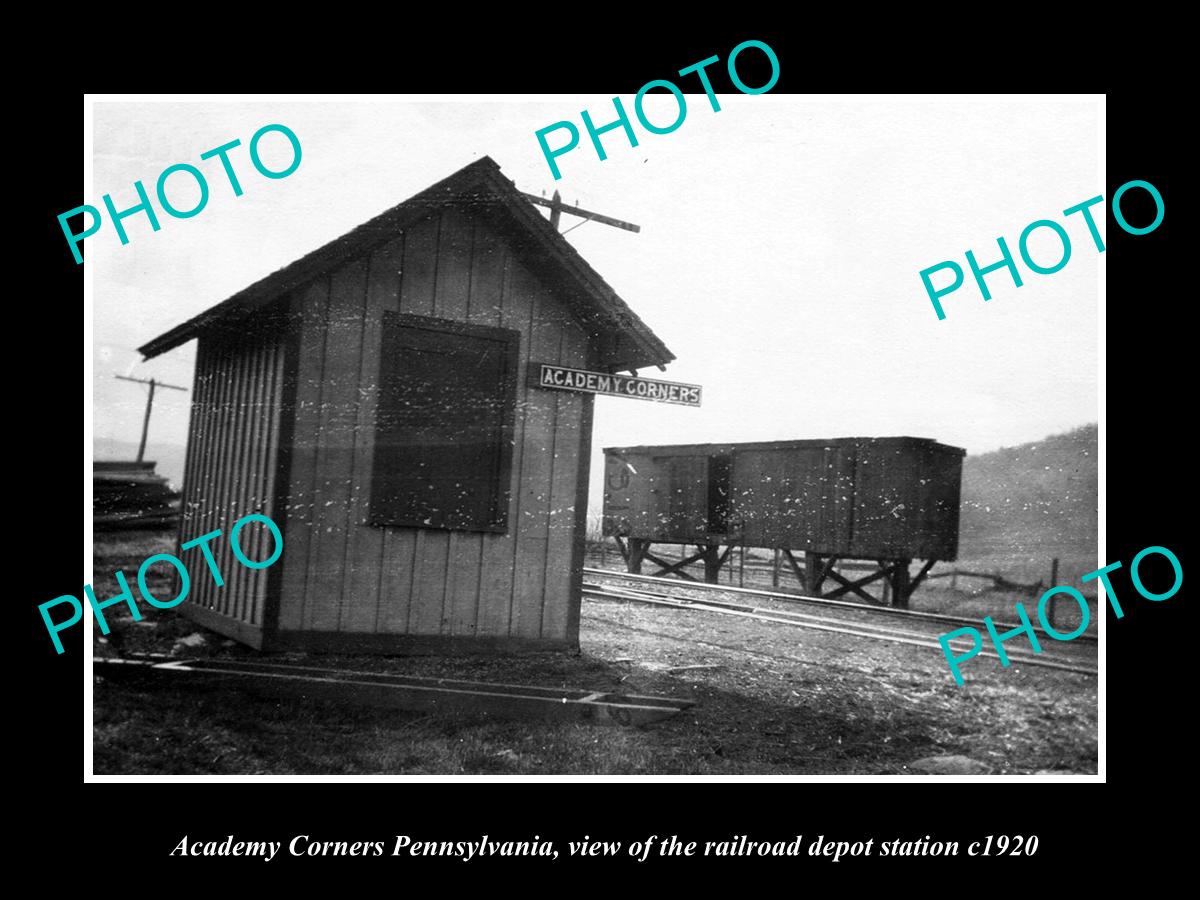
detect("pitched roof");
top-left (138, 156), bottom-right (674, 372)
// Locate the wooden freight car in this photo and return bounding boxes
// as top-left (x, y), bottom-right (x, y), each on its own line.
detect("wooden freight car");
top-left (602, 438), bottom-right (964, 607)
top-left (139, 157), bottom-right (673, 653)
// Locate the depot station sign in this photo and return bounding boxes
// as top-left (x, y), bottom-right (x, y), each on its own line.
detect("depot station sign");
top-left (531, 364), bottom-right (701, 407)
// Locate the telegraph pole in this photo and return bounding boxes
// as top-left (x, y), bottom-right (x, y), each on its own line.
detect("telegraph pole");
top-left (114, 374), bottom-right (188, 462)
top-left (521, 190), bottom-right (641, 235)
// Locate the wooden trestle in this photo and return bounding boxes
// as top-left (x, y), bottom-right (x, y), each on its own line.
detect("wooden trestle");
top-left (612, 537), bottom-right (937, 608)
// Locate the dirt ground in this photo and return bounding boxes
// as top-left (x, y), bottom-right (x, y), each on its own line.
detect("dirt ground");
top-left (90, 531), bottom-right (1098, 775)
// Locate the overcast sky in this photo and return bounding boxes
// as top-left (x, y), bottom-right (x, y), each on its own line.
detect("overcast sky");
top-left (89, 97), bottom-right (1101, 512)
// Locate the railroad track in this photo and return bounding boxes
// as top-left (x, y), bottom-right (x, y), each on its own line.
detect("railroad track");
top-left (583, 566), bottom-right (1098, 643)
top-left (582, 571), bottom-right (1097, 678)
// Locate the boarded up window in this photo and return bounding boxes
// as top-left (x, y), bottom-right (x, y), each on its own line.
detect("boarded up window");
top-left (369, 313), bottom-right (520, 532)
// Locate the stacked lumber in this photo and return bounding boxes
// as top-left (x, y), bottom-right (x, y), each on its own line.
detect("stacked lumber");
top-left (94, 461), bottom-right (180, 531)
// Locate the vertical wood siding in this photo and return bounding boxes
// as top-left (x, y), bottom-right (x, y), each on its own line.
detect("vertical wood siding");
top-left (179, 324), bottom-right (287, 635)
top-left (277, 206), bottom-right (592, 644)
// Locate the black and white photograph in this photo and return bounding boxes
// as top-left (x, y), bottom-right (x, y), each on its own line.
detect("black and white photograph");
top-left (84, 93), bottom-right (1102, 778)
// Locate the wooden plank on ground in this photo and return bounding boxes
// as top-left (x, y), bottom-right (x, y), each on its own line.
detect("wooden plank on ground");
top-left (95, 657), bottom-right (694, 726)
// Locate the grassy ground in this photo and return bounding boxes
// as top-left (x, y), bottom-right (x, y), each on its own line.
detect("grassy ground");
top-left (92, 530), bottom-right (1097, 776)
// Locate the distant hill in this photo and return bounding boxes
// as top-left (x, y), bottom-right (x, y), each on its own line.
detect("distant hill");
top-left (93, 438), bottom-right (187, 491)
top-left (958, 424), bottom-right (1098, 581)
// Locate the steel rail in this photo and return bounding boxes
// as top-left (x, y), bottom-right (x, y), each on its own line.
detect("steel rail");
top-left (584, 566), bottom-right (1098, 644)
top-left (583, 586), bottom-right (1098, 678)
top-left (586, 582), bottom-right (1096, 663)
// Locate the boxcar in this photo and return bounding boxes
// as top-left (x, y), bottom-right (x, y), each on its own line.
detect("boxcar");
top-left (602, 437), bottom-right (964, 606)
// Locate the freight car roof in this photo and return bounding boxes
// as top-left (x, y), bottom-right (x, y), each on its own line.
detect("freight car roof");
top-left (139, 156), bottom-right (674, 372)
top-left (603, 437), bottom-right (967, 456)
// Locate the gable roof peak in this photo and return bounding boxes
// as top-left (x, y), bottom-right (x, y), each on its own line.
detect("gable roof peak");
top-left (138, 157), bottom-right (673, 372)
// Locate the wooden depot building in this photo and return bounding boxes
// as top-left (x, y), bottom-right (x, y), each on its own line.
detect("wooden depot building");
top-left (139, 157), bottom-right (674, 653)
